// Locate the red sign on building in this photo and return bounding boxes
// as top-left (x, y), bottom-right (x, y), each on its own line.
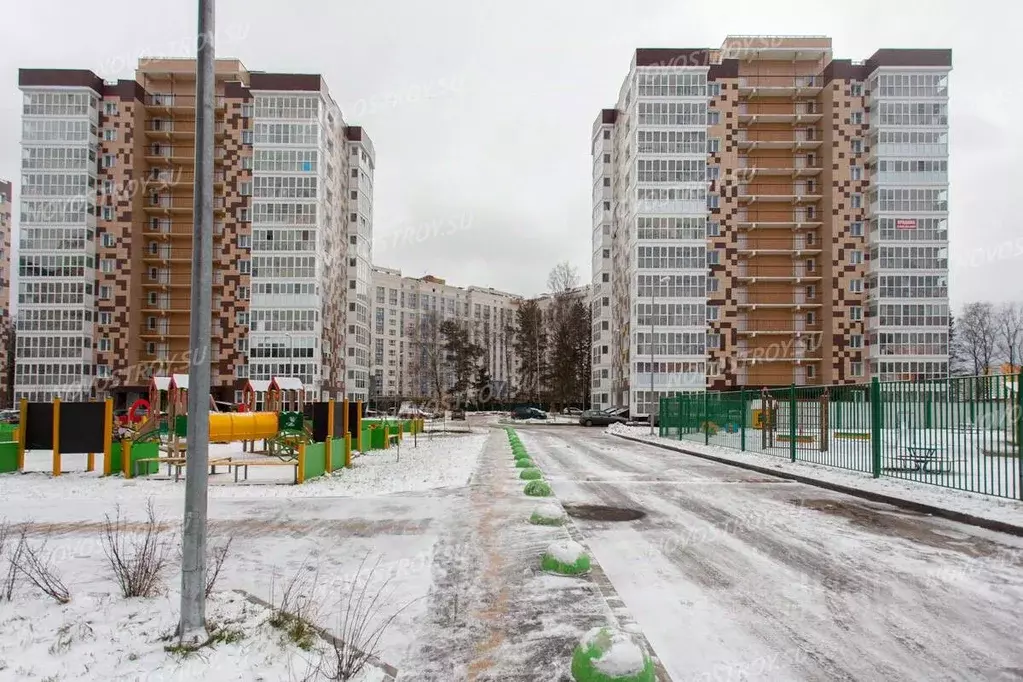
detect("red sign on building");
top-left (895, 219), bottom-right (917, 230)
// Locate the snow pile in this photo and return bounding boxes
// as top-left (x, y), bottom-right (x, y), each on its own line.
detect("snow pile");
top-left (572, 627), bottom-right (653, 681)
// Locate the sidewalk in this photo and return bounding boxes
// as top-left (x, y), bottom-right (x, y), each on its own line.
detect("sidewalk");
top-left (400, 427), bottom-right (668, 680)
top-left (609, 424), bottom-right (1023, 537)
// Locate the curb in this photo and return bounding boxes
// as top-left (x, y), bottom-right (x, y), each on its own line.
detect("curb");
top-left (611, 433), bottom-right (1023, 538)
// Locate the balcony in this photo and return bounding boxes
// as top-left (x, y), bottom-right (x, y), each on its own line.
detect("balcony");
top-left (736, 156), bottom-right (823, 178)
top-left (737, 103), bottom-right (823, 124)
top-left (146, 169), bottom-right (225, 187)
top-left (736, 264), bottom-right (821, 282)
top-left (734, 210), bottom-right (822, 230)
top-left (140, 322), bottom-right (191, 340)
top-left (144, 195), bottom-right (225, 214)
top-left (737, 183), bottom-right (823, 204)
top-left (735, 316), bottom-right (823, 335)
top-left (145, 94), bottom-right (228, 113)
top-left (735, 289), bottom-right (822, 309)
top-left (737, 75), bottom-right (823, 98)
top-left (735, 236), bottom-right (823, 255)
top-left (736, 129), bottom-right (823, 151)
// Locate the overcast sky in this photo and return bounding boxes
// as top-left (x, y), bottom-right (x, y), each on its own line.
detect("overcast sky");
top-left (1, 0), bottom-right (1018, 305)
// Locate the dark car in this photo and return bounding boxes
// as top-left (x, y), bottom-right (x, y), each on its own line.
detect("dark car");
top-left (510, 406), bottom-right (548, 420)
top-left (578, 409), bottom-right (628, 427)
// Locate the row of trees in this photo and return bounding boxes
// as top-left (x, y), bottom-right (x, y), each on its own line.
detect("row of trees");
top-left (401, 261), bottom-right (592, 410)
top-left (512, 262), bottom-right (592, 411)
top-left (950, 302), bottom-right (1023, 376)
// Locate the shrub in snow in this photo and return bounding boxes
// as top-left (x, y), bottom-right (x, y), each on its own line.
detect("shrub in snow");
top-left (529, 503), bottom-right (566, 526)
top-left (514, 453), bottom-right (532, 463)
top-left (571, 626), bottom-right (654, 682)
top-left (514, 458), bottom-right (534, 468)
top-left (541, 540), bottom-right (590, 575)
top-left (524, 480), bottom-right (552, 497)
top-left (519, 468), bottom-right (543, 481)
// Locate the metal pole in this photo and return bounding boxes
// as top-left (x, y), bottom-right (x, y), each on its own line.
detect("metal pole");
top-left (178, 0), bottom-right (215, 645)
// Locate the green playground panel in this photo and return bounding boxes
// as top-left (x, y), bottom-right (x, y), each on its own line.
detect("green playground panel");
top-left (303, 442), bottom-right (326, 480)
top-left (0, 442), bottom-right (18, 473)
top-left (278, 412), bottom-right (304, 431)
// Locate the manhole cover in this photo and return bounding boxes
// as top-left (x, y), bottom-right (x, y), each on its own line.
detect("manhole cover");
top-left (562, 504), bottom-right (646, 522)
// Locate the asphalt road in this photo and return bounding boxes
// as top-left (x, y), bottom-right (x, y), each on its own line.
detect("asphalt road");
top-left (520, 425), bottom-right (1023, 682)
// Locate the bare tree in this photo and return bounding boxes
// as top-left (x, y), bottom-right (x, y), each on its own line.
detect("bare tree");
top-left (101, 500), bottom-right (171, 599)
top-left (547, 261), bottom-right (580, 296)
top-left (958, 302), bottom-right (998, 376)
top-left (407, 311), bottom-right (447, 409)
top-left (15, 537), bottom-right (71, 604)
top-left (995, 302), bottom-right (1023, 373)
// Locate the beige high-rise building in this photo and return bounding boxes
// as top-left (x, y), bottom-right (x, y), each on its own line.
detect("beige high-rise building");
top-left (16, 60), bottom-right (374, 405)
top-left (592, 36), bottom-right (950, 415)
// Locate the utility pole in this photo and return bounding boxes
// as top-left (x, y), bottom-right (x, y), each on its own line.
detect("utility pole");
top-left (178, 0), bottom-right (215, 645)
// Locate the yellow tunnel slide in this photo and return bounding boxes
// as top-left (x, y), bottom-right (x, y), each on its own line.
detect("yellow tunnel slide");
top-left (208, 412), bottom-right (279, 442)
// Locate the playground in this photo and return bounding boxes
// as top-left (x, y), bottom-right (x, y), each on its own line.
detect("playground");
top-left (3, 376), bottom-right (425, 486)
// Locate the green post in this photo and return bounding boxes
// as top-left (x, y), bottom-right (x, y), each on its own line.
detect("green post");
top-left (703, 390), bottom-right (710, 445)
top-left (677, 394), bottom-right (683, 441)
top-left (789, 383), bottom-right (797, 462)
top-left (925, 389), bottom-right (933, 429)
top-left (1016, 372), bottom-right (1022, 500)
top-left (870, 377), bottom-right (882, 478)
top-left (740, 388), bottom-right (747, 451)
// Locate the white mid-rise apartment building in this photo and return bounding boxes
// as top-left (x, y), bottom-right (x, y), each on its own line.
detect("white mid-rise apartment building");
top-left (369, 267), bottom-right (519, 402)
top-left (17, 87), bottom-right (99, 401)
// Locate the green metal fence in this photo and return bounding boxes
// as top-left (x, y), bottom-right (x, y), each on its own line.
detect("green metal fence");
top-left (659, 373), bottom-right (1023, 500)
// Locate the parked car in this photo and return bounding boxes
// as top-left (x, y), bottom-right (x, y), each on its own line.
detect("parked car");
top-left (0, 409), bottom-right (19, 424)
top-left (561, 407), bottom-right (583, 415)
top-left (510, 406), bottom-right (548, 420)
top-left (578, 409), bottom-right (628, 427)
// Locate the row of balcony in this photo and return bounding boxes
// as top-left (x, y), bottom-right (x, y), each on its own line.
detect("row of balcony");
top-left (736, 183), bottom-right (822, 203)
top-left (735, 236), bottom-right (821, 254)
top-left (735, 129), bottom-right (822, 150)
top-left (146, 169), bottom-right (226, 185)
top-left (144, 195), bottom-right (226, 213)
top-left (735, 264), bottom-right (821, 281)
top-left (736, 102), bottom-right (822, 124)
top-left (145, 144), bottom-right (227, 164)
top-left (144, 121), bottom-right (228, 139)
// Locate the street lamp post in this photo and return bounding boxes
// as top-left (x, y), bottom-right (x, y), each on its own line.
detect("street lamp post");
top-left (650, 275), bottom-right (670, 435)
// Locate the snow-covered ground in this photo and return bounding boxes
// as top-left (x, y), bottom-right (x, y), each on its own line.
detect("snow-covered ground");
top-left (610, 424), bottom-right (1023, 529)
top-left (518, 425), bottom-right (1023, 681)
top-left (0, 432), bottom-right (489, 680)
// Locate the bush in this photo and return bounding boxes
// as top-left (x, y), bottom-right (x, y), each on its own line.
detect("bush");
top-left (529, 504), bottom-right (566, 526)
top-left (571, 627), bottom-right (654, 682)
top-left (514, 458), bottom-right (534, 468)
top-left (102, 500), bottom-right (170, 599)
top-left (524, 480), bottom-right (552, 497)
top-left (519, 468), bottom-right (543, 481)
top-left (540, 541), bottom-right (590, 575)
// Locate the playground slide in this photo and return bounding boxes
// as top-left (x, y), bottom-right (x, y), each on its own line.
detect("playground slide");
top-left (208, 411), bottom-right (279, 443)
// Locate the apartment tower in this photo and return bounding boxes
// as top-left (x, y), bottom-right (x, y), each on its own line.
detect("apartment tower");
top-left (592, 36), bottom-right (950, 415)
top-left (0, 180), bottom-right (12, 407)
top-left (17, 60), bottom-right (374, 405)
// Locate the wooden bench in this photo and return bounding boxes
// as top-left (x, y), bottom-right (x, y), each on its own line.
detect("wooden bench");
top-left (229, 459), bottom-right (299, 484)
top-left (132, 456), bottom-right (233, 481)
top-left (889, 446), bottom-right (947, 473)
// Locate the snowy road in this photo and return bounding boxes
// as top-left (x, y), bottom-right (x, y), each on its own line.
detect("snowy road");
top-left (520, 426), bottom-right (1023, 682)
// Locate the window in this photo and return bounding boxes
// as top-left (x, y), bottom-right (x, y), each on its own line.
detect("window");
top-left (850, 221), bottom-right (863, 237)
top-left (707, 332), bottom-right (721, 349)
top-left (242, 156), bottom-right (253, 169)
top-left (602, 273), bottom-right (609, 282)
top-left (99, 312), bottom-right (112, 325)
top-left (850, 83), bottom-right (863, 97)
top-left (707, 221), bottom-right (720, 237)
top-left (241, 130), bottom-right (253, 144)
top-left (708, 111), bottom-right (720, 125)
top-left (807, 365), bottom-right (816, 378)
top-left (238, 235), bottom-right (251, 249)
top-left (851, 112), bottom-right (863, 125)
top-left (103, 129), bottom-right (117, 141)
top-left (707, 250), bottom-right (720, 265)
top-left (708, 166), bottom-right (720, 180)
top-left (849, 334), bottom-right (863, 349)
top-left (603, 130), bottom-right (610, 140)
top-left (101, 233), bottom-right (115, 247)
top-left (96, 365), bottom-right (110, 378)
top-left (242, 104), bottom-right (253, 118)
top-left (602, 178), bottom-right (610, 187)
top-left (103, 101), bottom-right (118, 115)
top-left (240, 181), bottom-right (252, 196)
top-left (851, 166), bottom-right (862, 181)
top-left (602, 201), bottom-right (610, 211)
top-left (806, 312), bottom-right (816, 325)
top-left (99, 285), bottom-right (111, 300)
top-left (850, 279), bottom-right (863, 293)
top-left (706, 278), bottom-right (719, 293)
top-left (850, 251), bottom-right (863, 265)
top-left (98, 338), bottom-right (111, 352)
top-left (708, 138), bottom-right (720, 154)
top-left (708, 82), bottom-right (721, 97)
top-left (707, 194), bottom-right (719, 209)
top-left (100, 259), bottom-right (115, 273)
top-left (850, 361), bottom-right (864, 378)
top-left (238, 286), bottom-right (249, 300)
top-left (101, 155), bottom-right (115, 168)
top-left (603, 153), bottom-right (610, 163)
top-left (350, 191), bottom-right (358, 200)
top-left (236, 312), bottom-right (249, 326)
top-left (239, 260), bottom-right (251, 274)
top-left (102, 207), bottom-right (114, 221)
top-left (851, 139), bottom-right (863, 154)
top-left (850, 306), bottom-right (863, 321)
top-left (851, 193), bottom-right (863, 209)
